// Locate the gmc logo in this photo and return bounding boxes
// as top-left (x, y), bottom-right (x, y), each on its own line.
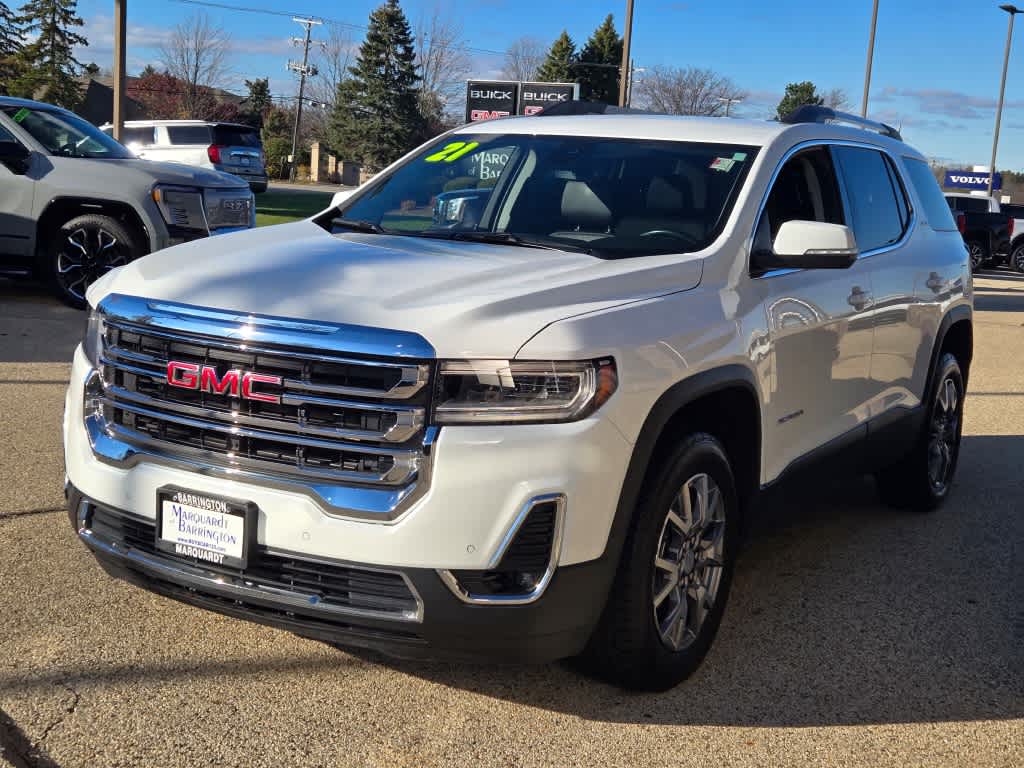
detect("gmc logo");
top-left (470, 109), bottom-right (510, 121)
top-left (166, 361), bottom-right (282, 404)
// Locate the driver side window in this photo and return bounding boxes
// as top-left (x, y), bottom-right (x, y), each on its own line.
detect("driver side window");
top-left (753, 146), bottom-right (844, 263)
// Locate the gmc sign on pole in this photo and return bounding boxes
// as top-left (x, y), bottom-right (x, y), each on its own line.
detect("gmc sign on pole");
top-left (944, 170), bottom-right (1003, 191)
top-left (465, 80), bottom-right (519, 123)
top-left (518, 82), bottom-right (579, 115)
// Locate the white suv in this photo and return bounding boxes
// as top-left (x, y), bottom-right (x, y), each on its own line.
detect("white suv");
top-left (64, 106), bottom-right (972, 690)
top-left (101, 120), bottom-right (269, 193)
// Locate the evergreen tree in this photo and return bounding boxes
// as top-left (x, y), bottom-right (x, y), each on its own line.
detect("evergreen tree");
top-left (13, 0), bottom-right (87, 108)
top-left (776, 81), bottom-right (823, 120)
top-left (0, 2), bottom-right (23, 95)
top-left (244, 77), bottom-right (272, 128)
top-left (328, 0), bottom-right (423, 170)
top-left (577, 15), bottom-right (621, 104)
top-left (536, 30), bottom-right (576, 84)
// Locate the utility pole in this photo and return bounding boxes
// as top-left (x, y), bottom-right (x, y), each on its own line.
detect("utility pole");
top-left (861, 0), bottom-right (879, 117)
top-left (112, 0), bottom-right (127, 141)
top-left (287, 17), bottom-right (322, 182)
top-left (717, 96), bottom-right (742, 117)
top-left (618, 0), bottom-right (635, 107)
top-left (987, 4), bottom-right (1020, 197)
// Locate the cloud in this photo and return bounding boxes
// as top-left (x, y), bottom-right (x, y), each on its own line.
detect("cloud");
top-left (873, 86), bottom-right (898, 103)
top-left (870, 108), bottom-right (969, 133)
top-left (898, 88), bottom-right (1024, 119)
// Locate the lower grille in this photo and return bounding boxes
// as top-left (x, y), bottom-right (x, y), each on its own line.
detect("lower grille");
top-left (88, 504), bottom-right (421, 621)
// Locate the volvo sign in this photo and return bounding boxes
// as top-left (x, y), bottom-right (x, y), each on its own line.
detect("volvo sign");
top-left (944, 170), bottom-right (1003, 191)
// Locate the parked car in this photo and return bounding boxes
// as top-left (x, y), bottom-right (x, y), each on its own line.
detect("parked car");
top-left (944, 192), bottom-right (1014, 272)
top-left (999, 202), bottom-right (1024, 271)
top-left (100, 119), bottom-right (269, 193)
top-left (65, 105), bottom-right (972, 691)
top-left (0, 97), bottom-right (255, 307)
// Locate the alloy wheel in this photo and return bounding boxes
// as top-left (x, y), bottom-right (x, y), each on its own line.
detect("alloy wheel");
top-left (56, 226), bottom-right (129, 303)
top-left (968, 243), bottom-right (985, 272)
top-left (928, 375), bottom-right (961, 493)
top-left (1013, 245), bottom-right (1024, 273)
top-left (652, 472), bottom-right (726, 652)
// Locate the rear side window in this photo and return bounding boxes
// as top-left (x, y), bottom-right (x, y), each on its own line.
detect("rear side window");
top-left (213, 125), bottom-right (260, 147)
top-left (834, 146), bottom-right (908, 252)
top-left (167, 125), bottom-right (212, 144)
top-left (904, 158), bottom-right (957, 231)
top-left (1002, 203), bottom-right (1024, 218)
top-left (121, 127), bottom-right (155, 146)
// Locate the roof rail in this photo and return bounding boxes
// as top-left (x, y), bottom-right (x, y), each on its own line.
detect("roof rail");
top-left (781, 105), bottom-right (902, 141)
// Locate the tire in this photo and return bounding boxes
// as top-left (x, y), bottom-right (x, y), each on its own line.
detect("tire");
top-left (967, 241), bottom-right (988, 273)
top-left (579, 433), bottom-right (740, 691)
top-left (1012, 242), bottom-right (1024, 273)
top-left (876, 352), bottom-right (964, 512)
top-left (46, 214), bottom-right (145, 309)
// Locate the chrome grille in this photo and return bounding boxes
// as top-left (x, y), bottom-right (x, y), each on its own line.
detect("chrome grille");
top-left (90, 296), bottom-right (435, 519)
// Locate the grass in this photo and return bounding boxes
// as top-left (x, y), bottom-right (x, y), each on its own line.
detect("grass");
top-left (255, 188), bottom-right (334, 227)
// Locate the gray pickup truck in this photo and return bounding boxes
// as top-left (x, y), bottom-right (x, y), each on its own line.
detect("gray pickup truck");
top-left (0, 96), bottom-right (255, 307)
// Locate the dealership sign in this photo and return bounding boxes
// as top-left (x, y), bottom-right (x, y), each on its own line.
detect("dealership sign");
top-left (944, 170), bottom-right (1002, 191)
top-left (465, 80), bottom-right (578, 122)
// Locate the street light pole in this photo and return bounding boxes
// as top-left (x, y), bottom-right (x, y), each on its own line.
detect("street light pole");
top-left (861, 0), bottom-right (879, 117)
top-left (618, 0), bottom-right (634, 107)
top-left (987, 4), bottom-right (1020, 197)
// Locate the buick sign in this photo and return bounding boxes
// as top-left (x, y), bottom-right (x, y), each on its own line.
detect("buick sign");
top-left (465, 80), bottom-right (519, 123)
top-left (519, 82), bottom-right (579, 116)
top-left (944, 170), bottom-right (1002, 191)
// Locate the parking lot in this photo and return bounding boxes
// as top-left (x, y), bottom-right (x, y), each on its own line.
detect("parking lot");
top-left (0, 274), bottom-right (1021, 768)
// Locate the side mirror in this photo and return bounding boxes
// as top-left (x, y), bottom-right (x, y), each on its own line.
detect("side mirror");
top-left (0, 141), bottom-right (31, 175)
top-left (757, 220), bottom-right (859, 271)
top-left (331, 188), bottom-right (356, 209)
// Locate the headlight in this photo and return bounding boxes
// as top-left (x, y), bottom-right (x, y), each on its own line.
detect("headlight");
top-left (434, 358), bottom-right (617, 424)
top-left (83, 310), bottom-right (105, 368)
top-left (152, 185), bottom-right (207, 231)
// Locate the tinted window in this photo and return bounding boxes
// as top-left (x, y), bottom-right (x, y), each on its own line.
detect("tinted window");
top-left (121, 127), bottom-right (155, 146)
top-left (834, 146), bottom-right (906, 251)
top-left (167, 125), bottom-right (212, 144)
top-left (1002, 203), bottom-right (1024, 218)
top-left (961, 197), bottom-right (989, 213)
top-left (337, 134), bottom-right (758, 258)
top-left (213, 125), bottom-right (260, 147)
top-left (904, 158), bottom-right (957, 231)
top-left (0, 106), bottom-right (134, 159)
top-left (0, 121), bottom-right (17, 142)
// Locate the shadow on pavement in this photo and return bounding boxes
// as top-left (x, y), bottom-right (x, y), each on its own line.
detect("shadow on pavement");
top-left (0, 279), bottom-right (82, 364)
top-left (356, 435), bottom-right (1024, 727)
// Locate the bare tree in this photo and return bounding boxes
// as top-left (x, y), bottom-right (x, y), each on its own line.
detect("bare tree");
top-left (500, 37), bottom-right (546, 82)
top-left (159, 12), bottom-right (231, 118)
top-left (634, 65), bottom-right (746, 117)
top-left (309, 24), bottom-right (354, 108)
top-left (823, 87), bottom-right (851, 111)
top-left (415, 4), bottom-right (471, 125)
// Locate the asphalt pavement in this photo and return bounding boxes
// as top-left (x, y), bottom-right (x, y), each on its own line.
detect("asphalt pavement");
top-left (0, 274), bottom-right (1021, 767)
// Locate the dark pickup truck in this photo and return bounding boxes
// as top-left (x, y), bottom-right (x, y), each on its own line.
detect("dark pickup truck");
top-left (945, 193), bottom-right (1014, 272)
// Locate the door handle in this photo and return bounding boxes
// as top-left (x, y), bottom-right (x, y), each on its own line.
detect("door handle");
top-left (847, 287), bottom-right (872, 309)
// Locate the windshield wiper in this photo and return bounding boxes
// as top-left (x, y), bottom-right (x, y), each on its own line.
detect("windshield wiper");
top-left (450, 231), bottom-right (592, 254)
top-left (333, 218), bottom-right (385, 234)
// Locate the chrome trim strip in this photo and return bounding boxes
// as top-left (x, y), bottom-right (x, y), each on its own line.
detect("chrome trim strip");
top-left (749, 138), bottom-right (918, 279)
top-left (104, 383), bottom-right (424, 444)
top-left (77, 499), bottom-right (424, 622)
top-left (97, 293), bottom-right (436, 360)
top-left (437, 493), bottom-right (566, 606)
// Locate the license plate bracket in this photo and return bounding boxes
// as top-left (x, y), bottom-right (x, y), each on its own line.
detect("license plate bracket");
top-left (156, 486), bottom-right (257, 569)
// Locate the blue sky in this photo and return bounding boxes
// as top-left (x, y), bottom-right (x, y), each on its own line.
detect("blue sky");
top-left (73, 0), bottom-right (1024, 170)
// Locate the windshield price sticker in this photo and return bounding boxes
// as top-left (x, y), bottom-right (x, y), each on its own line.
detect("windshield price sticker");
top-left (12, 108), bottom-right (29, 123)
top-left (710, 157), bottom-right (736, 172)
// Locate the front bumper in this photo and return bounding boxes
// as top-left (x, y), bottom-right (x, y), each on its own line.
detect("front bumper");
top-left (68, 486), bottom-right (614, 662)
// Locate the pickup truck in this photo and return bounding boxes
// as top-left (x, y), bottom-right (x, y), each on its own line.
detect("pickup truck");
top-left (1001, 202), bottom-right (1024, 271)
top-left (944, 192), bottom-right (1014, 272)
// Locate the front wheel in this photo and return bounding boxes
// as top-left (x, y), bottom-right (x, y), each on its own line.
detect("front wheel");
top-left (876, 353), bottom-right (965, 511)
top-left (46, 214), bottom-right (145, 309)
top-left (580, 433), bottom-right (739, 691)
top-left (967, 241), bottom-right (988, 273)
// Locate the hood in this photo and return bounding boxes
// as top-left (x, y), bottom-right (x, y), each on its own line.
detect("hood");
top-left (89, 220), bottom-right (704, 358)
top-left (91, 158), bottom-right (248, 189)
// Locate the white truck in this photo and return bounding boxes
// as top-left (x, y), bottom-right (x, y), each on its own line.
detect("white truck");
top-left (64, 106), bottom-right (972, 691)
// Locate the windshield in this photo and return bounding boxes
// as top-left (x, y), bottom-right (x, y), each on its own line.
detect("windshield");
top-left (332, 133), bottom-right (757, 258)
top-left (1, 105), bottom-right (135, 159)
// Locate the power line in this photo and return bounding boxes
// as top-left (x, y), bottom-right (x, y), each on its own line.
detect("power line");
top-left (169, 0), bottom-right (509, 57)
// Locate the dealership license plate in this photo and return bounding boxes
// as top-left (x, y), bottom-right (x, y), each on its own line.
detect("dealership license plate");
top-left (239, 156), bottom-right (250, 166)
top-left (156, 488), bottom-right (255, 569)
